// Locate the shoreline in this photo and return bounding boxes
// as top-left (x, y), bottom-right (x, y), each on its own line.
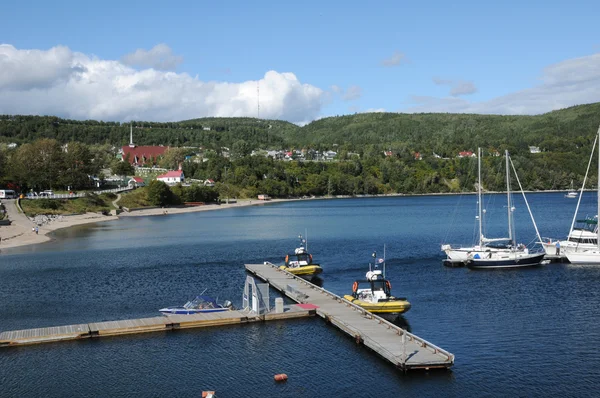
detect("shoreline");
top-left (0, 190), bottom-right (582, 252)
top-left (0, 198), bottom-right (298, 252)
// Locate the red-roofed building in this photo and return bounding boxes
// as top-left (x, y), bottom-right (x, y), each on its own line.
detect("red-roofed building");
top-left (458, 151), bottom-right (476, 158)
top-left (157, 170), bottom-right (184, 185)
top-left (121, 145), bottom-right (168, 166)
top-left (120, 124), bottom-right (168, 166)
top-left (128, 176), bottom-right (145, 188)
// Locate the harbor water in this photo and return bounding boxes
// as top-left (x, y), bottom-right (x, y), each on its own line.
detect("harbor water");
top-left (1, 193), bottom-right (599, 397)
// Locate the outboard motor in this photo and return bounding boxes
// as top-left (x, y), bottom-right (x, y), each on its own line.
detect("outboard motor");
top-left (223, 300), bottom-right (234, 310)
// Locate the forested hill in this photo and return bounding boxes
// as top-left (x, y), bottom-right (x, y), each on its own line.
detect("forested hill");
top-left (0, 115), bottom-right (299, 149)
top-left (1, 103), bottom-right (600, 156)
top-left (285, 102), bottom-right (600, 157)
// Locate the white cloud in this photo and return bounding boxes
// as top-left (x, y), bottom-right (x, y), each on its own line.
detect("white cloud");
top-left (342, 85), bottom-right (363, 101)
top-left (381, 51), bottom-right (406, 67)
top-left (411, 53), bottom-right (600, 114)
top-left (0, 44), bottom-right (86, 90)
top-left (121, 43), bottom-right (183, 71)
top-left (0, 44), bottom-right (325, 124)
top-left (433, 77), bottom-right (477, 96)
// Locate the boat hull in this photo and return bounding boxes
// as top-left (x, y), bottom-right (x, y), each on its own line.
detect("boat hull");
top-left (343, 295), bottom-right (411, 314)
top-left (279, 264), bottom-right (323, 276)
top-left (564, 251), bottom-right (600, 264)
top-left (159, 308), bottom-right (230, 315)
top-left (466, 253), bottom-right (545, 269)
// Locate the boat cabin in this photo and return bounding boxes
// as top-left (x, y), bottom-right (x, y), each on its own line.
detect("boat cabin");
top-left (285, 247), bottom-right (313, 267)
top-left (568, 218), bottom-right (598, 245)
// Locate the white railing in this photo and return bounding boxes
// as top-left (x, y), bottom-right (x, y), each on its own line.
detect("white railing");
top-left (24, 187), bottom-right (133, 200)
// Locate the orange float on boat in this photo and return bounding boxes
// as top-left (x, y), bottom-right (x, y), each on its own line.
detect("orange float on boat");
top-left (274, 373), bottom-right (288, 382)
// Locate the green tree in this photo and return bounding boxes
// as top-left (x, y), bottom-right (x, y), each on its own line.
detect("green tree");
top-left (147, 180), bottom-right (172, 206)
top-left (112, 159), bottom-right (135, 177)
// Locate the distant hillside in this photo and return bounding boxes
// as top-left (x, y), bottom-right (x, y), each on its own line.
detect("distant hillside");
top-left (283, 102), bottom-right (600, 157)
top-left (1, 103), bottom-right (600, 157)
top-left (0, 115), bottom-right (299, 149)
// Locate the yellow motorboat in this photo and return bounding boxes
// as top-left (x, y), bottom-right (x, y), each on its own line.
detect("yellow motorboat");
top-left (343, 250), bottom-right (410, 315)
top-left (278, 234), bottom-right (323, 277)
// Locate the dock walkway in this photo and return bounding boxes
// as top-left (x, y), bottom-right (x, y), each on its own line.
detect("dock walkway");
top-left (0, 306), bottom-right (314, 347)
top-left (245, 262), bottom-right (454, 371)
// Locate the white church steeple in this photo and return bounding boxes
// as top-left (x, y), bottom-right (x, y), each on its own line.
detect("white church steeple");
top-left (128, 123), bottom-right (135, 148)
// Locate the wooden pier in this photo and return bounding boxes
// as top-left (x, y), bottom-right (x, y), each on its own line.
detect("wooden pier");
top-left (0, 305), bottom-right (315, 347)
top-left (245, 262), bottom-right (455, 371)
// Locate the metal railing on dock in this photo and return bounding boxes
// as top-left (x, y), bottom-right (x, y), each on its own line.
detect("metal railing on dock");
top-left (245, 262), bottom-right (455, 371)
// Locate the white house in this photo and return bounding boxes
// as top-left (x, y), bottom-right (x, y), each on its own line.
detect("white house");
top-left (204, 179), bottom-right (215, 187)
top-left (128, 176), bottom-right (145, 188)
top-left (529, 146), bottom-right (541, 154)
top-left (156, 170), bottom-right (184, 185)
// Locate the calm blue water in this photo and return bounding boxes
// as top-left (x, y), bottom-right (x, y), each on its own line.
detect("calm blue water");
top-left (1, 193), bottom-right (600, 397)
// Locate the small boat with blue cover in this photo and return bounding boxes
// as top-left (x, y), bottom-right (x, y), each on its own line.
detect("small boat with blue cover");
top-left (159, 295), bottom-right (233, 315)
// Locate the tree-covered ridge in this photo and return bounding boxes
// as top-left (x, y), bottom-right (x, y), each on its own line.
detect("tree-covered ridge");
top-left (1, 103), bottom-right (600, 198)
top-left (288, 102), bottom-right (600, 157)
top-left (0, 115), bottom-right (298, 149)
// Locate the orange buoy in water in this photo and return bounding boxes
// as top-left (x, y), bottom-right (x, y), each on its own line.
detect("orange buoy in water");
top-left (274, 373), bottom-right (288, 382)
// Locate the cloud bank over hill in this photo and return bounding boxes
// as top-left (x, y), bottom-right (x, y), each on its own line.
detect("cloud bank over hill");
top-left (409, 53), bottom-right (600, 114)
top-left (1, 44), bottom-right (600, 123)
top-left (0, 44), bottom-right (324, 124)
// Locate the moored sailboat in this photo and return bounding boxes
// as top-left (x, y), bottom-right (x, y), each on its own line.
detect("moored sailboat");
top-left (442, 148), bottom-right (530, 265)
top-left (565, 180), bottom-right (578, 198)
top-left (466, 150), bottom-right (545, 269)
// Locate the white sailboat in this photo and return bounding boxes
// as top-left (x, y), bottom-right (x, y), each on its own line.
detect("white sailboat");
top-left (541, 132), bottom-right (599, 259)
top-left (465, 150), bottom-right (545, 269)
top-left (565, 125), bottom-right (600, 264)
top-left (442, 148), bottom-right (533, 265)
top-left (565, 180), bottom-right (578, 198)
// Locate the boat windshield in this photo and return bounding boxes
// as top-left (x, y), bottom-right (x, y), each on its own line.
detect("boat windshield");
top-left (184, 296), bottom-right (219, 309)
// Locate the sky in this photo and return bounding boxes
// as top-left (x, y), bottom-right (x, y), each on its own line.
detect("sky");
top-left (1, 0), bottom-right (600, 125)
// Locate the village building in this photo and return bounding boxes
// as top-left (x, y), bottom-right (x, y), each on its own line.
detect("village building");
top-left (458, 151), bottom-right (476, 158)
top-left (156, 170), bottom-right (184, 185)
top-left (120, 125), bottom-right (168, 166)
top-left (203, 179), bottom-right (215, 187)
top-left (128, 177), bottom-right (145, 188)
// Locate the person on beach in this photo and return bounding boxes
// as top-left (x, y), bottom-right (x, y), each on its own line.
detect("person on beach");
top-left (35, 226), bottom-right (38, 234)
top-left (555, 241), bottom-right (560, 255)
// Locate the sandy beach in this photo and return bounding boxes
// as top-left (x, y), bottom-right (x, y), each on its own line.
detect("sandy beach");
top-left (0, 198), bottom-right (294, 251)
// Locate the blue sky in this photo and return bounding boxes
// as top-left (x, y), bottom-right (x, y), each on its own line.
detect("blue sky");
top-left (1, 0), bottom-right (599, 123)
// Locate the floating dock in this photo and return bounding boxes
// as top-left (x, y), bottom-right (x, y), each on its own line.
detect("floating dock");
top-left (0, 305), bottom-right (315, 347)
top-left (245, 262), bottom-right (455, 371)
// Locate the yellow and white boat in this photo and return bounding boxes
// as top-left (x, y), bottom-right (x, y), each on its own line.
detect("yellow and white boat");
top-left (343, 251), bottom-right (410, 315)
top-left (279, 234), bottom-right (323, 277)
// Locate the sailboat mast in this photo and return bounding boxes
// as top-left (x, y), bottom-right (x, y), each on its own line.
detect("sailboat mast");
top-left (597, 126), bottom-right (600, 250)
top-left (478, 148), bottom-right (483, 247)
top-left (505, 150), bottom-right (514, 245)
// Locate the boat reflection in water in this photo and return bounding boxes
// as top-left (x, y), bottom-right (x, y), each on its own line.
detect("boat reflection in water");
top-left (390, 314), bottom-right (412, 332)
top-left (306, 275), bottom-right (324, 287)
